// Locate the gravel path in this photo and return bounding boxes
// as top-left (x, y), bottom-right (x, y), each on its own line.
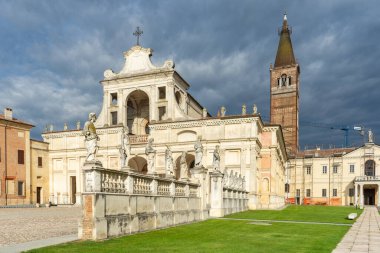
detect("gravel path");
top-left (0, 206), bottom-right (81, 247)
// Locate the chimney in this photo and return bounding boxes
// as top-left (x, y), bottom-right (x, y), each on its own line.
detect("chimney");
top-left (4, 108), bottom-right (13, 120)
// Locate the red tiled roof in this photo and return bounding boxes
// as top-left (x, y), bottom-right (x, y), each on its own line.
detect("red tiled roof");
top-left (0, 114), bottom-right (35, 127)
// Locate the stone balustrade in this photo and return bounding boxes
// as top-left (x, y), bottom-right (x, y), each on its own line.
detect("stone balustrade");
top-left (84, 167), bottom-right (199, 197)
top-left (222, 169), bottom-right (246, 191)
top-left (80, 165), bottom-right (202, 240)
top-left (129, 134), bottom-right (149, 144)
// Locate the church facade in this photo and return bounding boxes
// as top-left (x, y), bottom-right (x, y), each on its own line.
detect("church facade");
top-left (42, 43), bottom-right (287, 209)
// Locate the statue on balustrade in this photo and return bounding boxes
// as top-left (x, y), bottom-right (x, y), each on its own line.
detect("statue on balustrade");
top-left (83, 112), bottom-right (100, 162)
top-left (213, 145), bottom-right (220, 171)
top-left (145, 138), bottom-right (156, 174)
top-left (180, 151), bottom-right (189, 179)
top-left (165, 146), bottom-right (174, 176)
top-left (194, 136), bottom-right (203, 168)
top-left (119, 126), bottom-right (131, 167)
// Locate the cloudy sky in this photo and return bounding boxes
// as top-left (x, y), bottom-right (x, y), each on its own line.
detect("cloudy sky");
top-left (0, 0), bottom-right (379, 150)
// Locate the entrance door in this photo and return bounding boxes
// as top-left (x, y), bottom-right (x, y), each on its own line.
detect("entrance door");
top-left (70, 176), bottom-right (76, 204)
top-left (364, 189), bottom-right (375, 205)
top-left (36, 187), bottom-right (42, 204)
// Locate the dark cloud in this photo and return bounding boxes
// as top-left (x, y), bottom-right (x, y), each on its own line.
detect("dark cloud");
top-left (0, 0), bottom-right (379, 149)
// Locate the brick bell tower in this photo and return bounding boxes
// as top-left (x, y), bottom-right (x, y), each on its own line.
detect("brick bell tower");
top-left (270, 14), bottom-right (300, 155)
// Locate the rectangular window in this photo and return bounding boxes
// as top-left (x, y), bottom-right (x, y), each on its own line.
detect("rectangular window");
top-left (333, 188), bottom-right (338, 197)
top-left (349, 164), bottom-right (355, 173)
top-left (18, 181), bottom-right (24, 196)
top-left (322, 165), bottom-right (327, 174)
top-left (296, 189), bottom-right (300, 197)
top-left (333, 165), bottom-right (338, 174)
top-left (111, 111), bottom-right (118, 125)
top-left (349, 188), bottom-right (354, 197)
top-left (306, 166), bottom-right (311, 175)
top-left (285, 183), bottom-right (289, 193)
top-left (158, 87), bottom-right (166, 99)
top-left (38, 157), bottom-right (43, 167)
top-left (110, 93), bottom-right (118, 105)
top-left (306, 189), bottom-right (311, 197)
top-left (322, 188), bottom-right (327, 197)
top-left (18, 150), bottom-right (24, 164)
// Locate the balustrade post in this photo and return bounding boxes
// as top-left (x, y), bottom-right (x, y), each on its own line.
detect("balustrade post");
top-left (83, 167), bottom-right (102, 193)
top-left (151, 178), bottom-right (158, 195)
top-left (209, 170), bottom-right (224, 218)
top-left (185, 184), bottom-right (190, 197)
top-left (126, 174), bottom-right (134, 194)
top-left (170, 181), bottom-right (175, 196)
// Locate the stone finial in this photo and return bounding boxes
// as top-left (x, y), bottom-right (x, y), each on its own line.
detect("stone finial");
top-left (64, 123), bottom-right (68, 131)
top-left (242, 104), bottom-right (247, 115)
top-left (217, 110), bottom-right (221, 117)
top-left (220, 106), bottom-right (226, 117)
top-left (202, 108), bottom-right (207, 118)
top-left (76, 121), bottom-right (81, 130)
top-left (253, 104), bottom-right (258, 114)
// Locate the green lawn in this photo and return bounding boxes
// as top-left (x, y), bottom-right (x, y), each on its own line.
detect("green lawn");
top-left (27, 205), bottom-right (361, 253)
top-left (225, 205), bottom-right (362, 224)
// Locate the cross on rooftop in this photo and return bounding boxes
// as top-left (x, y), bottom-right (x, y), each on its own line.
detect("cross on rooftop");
top-left (133, 26), bottom-right (143, 46)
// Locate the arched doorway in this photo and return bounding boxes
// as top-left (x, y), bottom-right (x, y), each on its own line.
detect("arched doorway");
top-left (126, 90), bottom-right (150, 135)
top-left (174, 153), bottom-right (195, 180)
top-left (365, 160), bottom-right (375, 176)
top-left (128, 156), bottom-right (148, 174)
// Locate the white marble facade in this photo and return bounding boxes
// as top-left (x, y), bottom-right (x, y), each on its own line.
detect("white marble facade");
top-left (42, 45), bottom-right (287, 209)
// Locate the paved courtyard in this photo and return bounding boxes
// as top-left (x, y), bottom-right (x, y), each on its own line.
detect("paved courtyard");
top-left (0, 206), bottom-right (81, 247)
top-left (333, 206), bottom-right (380, 253)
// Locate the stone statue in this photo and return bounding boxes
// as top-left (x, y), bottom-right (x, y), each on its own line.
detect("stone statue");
top-left (242, 104), bottom-right (246, 115)
top-left (180, 151), bottom-right (188, 179)
top-left (49, 124), bottom-right (54, 132)
top-left (253, 104), bottom-right (257, 114)
top-left (83, 112), bottom-right (100, 162)
top-left (212, 145), bottom-right (220, 171)
top-left (194, 136), bottom-right (203, 168)
top-left (119, 127), bottom-right (130, 167)
top-left (76, 121), bottom-right (81, 130)
top-left (368, 129), bottom-right (374, 143)
top-left (145, 138), bottom-right (156, 174)
top-left (64, 123), bottom-right (68, 131)
top-left (221, 106), bottom-right (226, 117)
top-left (202, 108), bottom-right (207, 118)
top-left (165, 146), bottom-right (174, 176)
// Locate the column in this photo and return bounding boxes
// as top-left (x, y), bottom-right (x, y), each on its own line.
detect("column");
top-left (377, 184), bottom-right (380, 207)
top-left (354, 183), bottom-right (357, 207)
top-left (190, 166), bottom-right (208, 219)
top-left (209, 170), bottom-right (224, 218)
top-left (359, 183), bottom-right (364, 208)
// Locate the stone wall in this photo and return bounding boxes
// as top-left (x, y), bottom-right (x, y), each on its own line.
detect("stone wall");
top-left (79, 164), bottom-right (249, 240)
top-left (79, 165), bottom-right (205, 240)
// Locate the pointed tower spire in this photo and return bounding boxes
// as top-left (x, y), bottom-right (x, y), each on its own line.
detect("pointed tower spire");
top-left (274, 13), bottom-right (296, 67)
top-left (270, 13), bottom-right (300, 155)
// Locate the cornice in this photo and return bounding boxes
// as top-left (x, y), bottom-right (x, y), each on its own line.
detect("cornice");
top-left (150, 117), bottom-right (260, 130)
top-left (42, 126), bottom-right (123, 139)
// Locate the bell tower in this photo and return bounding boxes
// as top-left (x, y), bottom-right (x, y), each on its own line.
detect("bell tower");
top-left (270, 14), bottom-right (300, 155)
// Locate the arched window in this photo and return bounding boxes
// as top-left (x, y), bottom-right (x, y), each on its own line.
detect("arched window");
top-left (281, 74), bottom-right (287, 87)
top-left (365, 160), bottom-right (375, 176)
top-left (126, 90), bottom-right (150, 135)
